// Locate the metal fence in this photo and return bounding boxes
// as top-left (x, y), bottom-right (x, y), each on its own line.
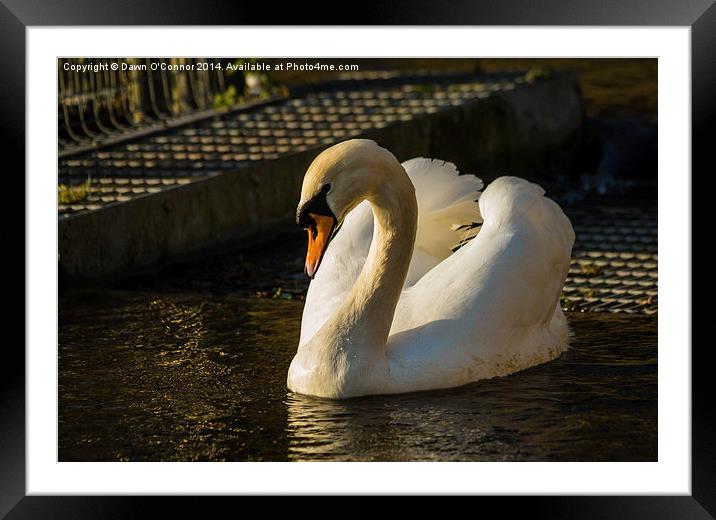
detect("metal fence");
top-left (58, 58), bottom-right (234, 156)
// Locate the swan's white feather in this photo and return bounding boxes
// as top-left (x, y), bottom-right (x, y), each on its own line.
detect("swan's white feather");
top-left (290, 139), bottom-right (575, 398)
top-left (299, 158), bottom-right (484, 346)
top-left (387, 176), bottom-right (575, 392)
top-left (404, 157), bottom-right (484, 270)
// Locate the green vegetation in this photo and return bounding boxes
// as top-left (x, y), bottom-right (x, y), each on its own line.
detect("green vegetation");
top-left (413, 83), bottom-right (436, 94)
top-left (213, 84), bottom-right (241, 109)
top-left (525, 68), bottom-right (552, 83)
top-left (579, 263), bottom-right (603, 276)
top-left (213, 58), bottom-right (287, 109)
top-left (58, 178), bottom-right (92, 205)
top-left (581, 288), bottom-right (596, 299)
top-left (560, 293), bottom-right (581, 312)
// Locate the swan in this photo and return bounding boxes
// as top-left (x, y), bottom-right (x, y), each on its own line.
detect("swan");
top-left (288, 139), bottom-right (574, 399)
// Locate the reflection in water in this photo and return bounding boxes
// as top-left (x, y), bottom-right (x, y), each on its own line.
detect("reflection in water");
top-left (284, 392), bottom-right (514, 461)
top-left (59, 291), bottom-right (656, 461)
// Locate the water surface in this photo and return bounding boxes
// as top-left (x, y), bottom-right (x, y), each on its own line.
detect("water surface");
top-left (59, 291), bottom-right (656, 461)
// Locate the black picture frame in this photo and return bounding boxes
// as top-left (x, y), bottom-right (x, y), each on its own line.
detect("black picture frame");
top-left (6, 0), bottom-right (710, 515)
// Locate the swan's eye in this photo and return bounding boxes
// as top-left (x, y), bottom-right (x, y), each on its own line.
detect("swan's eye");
top-left (321, 184), bottom-right (331, 194)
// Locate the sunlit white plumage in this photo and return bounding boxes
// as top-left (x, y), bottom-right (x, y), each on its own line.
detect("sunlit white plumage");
top-left (299, 157), bottom-right (484, 346)
top-left (289, 139), bottom-right (574, 398)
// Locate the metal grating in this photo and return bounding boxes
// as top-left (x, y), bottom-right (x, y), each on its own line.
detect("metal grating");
top-left (563, 206), bottom-right (657, 315)
top-left (59, 71), bottom-right (657, 315)
top-left (58, 72), bottom-right (525, 217)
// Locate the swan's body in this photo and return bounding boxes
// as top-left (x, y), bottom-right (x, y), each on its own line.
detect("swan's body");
top-left (289, 140), bottom-right (574, 398)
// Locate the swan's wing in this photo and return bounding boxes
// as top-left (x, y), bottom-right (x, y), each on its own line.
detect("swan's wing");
top-left (388, 176), bottom-right (575, 388)
top-left (299, 158), bottom-right (483, 345)
top-left (403, 158), bottom-right (483, 285)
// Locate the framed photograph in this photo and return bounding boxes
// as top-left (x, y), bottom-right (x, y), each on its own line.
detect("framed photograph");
top-left (8, 0), bottom-right (710, 514)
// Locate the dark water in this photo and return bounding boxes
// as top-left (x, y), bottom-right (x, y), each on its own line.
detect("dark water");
top-left (59, 291), bottom-right (656, 461)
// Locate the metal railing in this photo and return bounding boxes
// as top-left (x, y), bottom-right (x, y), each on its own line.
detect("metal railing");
top-left (58, 58), bottom-right (234, 157)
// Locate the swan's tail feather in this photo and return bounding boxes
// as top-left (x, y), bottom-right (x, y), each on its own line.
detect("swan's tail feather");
top-left (403, 158), bottom-right (483, 266)
top-left (479, 176), bottom-right (546, 225)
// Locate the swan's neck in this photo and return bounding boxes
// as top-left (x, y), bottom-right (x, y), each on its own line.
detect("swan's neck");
top-left (336, 168), bottom-right (418, 349)
top-left (290, 158), bottom-right (418, 396)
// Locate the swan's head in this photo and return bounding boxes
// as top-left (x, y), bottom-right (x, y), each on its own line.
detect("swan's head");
top-left (296, 139), bottom-right (400, 278)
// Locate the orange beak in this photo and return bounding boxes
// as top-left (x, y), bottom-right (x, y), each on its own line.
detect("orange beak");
top-left (305, 213), bottom-right (337, 279)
